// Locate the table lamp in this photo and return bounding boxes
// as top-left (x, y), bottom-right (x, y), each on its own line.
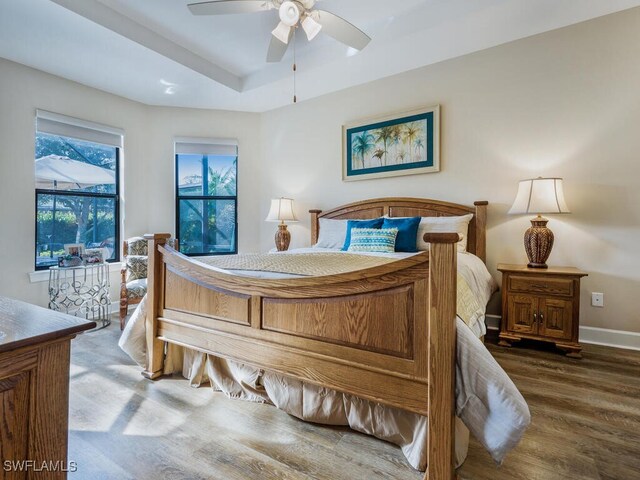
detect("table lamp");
top-left (508, 177), bottom-right (570, 268)
top-left (266, 197), bottom-right (298, 251)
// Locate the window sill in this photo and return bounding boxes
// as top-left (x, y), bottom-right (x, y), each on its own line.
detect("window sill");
top-left (28, 262), bottom-right (122, 283)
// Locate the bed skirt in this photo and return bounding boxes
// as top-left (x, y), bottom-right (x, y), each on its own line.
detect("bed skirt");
top-left (120, 297), bottom-right (469, 471)
top-left (121, 296), bottom-right (531, 471)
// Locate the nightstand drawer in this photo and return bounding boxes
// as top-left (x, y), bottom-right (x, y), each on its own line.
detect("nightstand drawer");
top-left (508, 275), bottom-right (573, 297)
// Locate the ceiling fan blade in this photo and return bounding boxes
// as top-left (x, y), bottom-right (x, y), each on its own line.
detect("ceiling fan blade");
top-left (267, 32), bottom-right (292, 63)
top-left (188, 0), bottom-right (271, 16)
top-left (315, 10), bottom-right (371, 51)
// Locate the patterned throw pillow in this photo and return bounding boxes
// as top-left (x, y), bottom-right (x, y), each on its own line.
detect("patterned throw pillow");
top-left (341, 218), bottom-right (384, 251)
top-left (347, 228), bottom-right (398, 253)
top-left (126, 255), bottom-right (148, 282)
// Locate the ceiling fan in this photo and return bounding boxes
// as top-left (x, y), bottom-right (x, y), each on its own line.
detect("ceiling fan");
top-left (187, 0), bottom-right (372, 63)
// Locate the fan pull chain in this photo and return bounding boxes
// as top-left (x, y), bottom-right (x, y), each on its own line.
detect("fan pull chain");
top-left (293, 27), bottom-right (297, 103)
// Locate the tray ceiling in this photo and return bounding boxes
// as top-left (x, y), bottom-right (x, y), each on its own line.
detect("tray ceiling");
top-left (1, 0), bottom-right (639, 112)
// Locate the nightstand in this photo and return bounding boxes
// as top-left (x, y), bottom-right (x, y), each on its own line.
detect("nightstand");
top-left (497, 264), bottom-right (588, 358)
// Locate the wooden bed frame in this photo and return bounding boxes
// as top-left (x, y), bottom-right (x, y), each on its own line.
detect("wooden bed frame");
top-left (143, 197), bottom-right (488, 480)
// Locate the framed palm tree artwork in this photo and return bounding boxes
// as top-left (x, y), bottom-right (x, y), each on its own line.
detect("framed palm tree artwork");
top-left (343, 105), bottom-right (440, 181)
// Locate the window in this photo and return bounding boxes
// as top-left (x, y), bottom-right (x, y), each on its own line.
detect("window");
top-left (175, 139), bottom-right (238, 256)
top-left (35, 111), bottom-right (122, 269)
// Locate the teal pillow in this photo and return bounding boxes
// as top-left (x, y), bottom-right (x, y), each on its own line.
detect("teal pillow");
top-left (341, 218), bottom-right (384, 250)
top-left (382, 216), bottom-right (421, 252)
top-left (347, 228), bottom-right (398, 253)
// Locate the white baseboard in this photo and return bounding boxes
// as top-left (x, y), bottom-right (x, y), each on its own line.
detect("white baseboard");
top-left (579, 326), bottom-right (640, 352)
top-left (484, 315), bottom-right (640, 352)
top-left (485, 314), bottom-right (501, 331)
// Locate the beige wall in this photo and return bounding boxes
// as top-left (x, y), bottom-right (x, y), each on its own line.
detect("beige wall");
top-left (0, 58), bottom-right (262, 305)
top-left (1, 7), bottom-right (639, 334)
top-left (259, 8), bottom-right (640, 333)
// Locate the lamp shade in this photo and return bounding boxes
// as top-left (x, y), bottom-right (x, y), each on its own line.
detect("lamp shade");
top-left (266, 198), bottom-right (298, 222)
top-left (272, 22), bottom-right (292, 44)
top-left (508, 177), bottom-right (570, 215)
top-left (302, 15), bottom-right (322, 41)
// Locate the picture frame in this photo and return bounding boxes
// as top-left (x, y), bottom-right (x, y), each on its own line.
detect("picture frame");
top-left (64, 243), bottom-right (85, 257)
top-left (58, 255), bottom-right (83, 268)
top-left (82, 248), bottom-right (104, 265)
top-left (343, 105), bottom-right (440, 181)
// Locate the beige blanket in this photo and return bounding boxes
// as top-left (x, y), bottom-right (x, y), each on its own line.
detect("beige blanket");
top-left (199, 253), bottom-right (480, 329)
top-left (197, 252), bottom-right (398, 276)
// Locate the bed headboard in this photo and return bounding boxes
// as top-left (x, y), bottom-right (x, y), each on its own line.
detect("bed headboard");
top-left (309, 197), bottom-right (488, 263)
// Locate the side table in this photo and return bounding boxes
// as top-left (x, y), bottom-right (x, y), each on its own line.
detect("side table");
top-left (498, 264), bottom-right (588, 358)
top-left (48, 263), bottom-right (111, 329)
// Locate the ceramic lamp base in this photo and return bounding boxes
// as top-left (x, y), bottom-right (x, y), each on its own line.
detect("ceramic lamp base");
top-left (524, 215), bottom-right (554, 269)
top-left (275, 224), bottom-right (291, 251)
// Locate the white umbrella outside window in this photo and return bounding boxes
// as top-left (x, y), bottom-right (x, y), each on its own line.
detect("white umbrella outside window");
top-left (36, 154), bottom-right (115, 189)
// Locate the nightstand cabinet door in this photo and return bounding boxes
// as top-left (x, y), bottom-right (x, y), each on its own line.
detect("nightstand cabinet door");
top-left (507, 295), bottom-right (538, 335)
top-left (538, 297), bottom-right (573, 340)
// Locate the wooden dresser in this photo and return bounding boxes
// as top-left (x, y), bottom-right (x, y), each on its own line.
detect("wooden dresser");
top-left (0, 296), bottom-right (94, 479)
top-left (497, 264), bottom-right (588, 358)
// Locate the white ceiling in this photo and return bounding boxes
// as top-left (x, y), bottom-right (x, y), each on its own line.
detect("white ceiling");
top-left (1, 0), bottom-right (639, 112)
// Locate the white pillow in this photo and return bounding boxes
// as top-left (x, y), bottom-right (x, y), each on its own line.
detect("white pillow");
top-left (417, 214), bottom-right (474, 252)
top-left (314, 218), bottom-right (348, 249)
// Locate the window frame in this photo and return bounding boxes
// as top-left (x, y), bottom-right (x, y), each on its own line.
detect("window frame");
top-left (34, 140), bottom-right (121, 271)
top-left (174, 151), bottom-right (238, 257)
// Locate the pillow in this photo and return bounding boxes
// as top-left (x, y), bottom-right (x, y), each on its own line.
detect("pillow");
top-left (417, 214), bottom-right (474, 252)
top-left (381, 216), bottom-right (421, 252)
top-left (314, 218), bottom-right (349, 249)
top-left (347, 228), bottom-right (398, 253)
top-left (341, 218), bottom-right (384, 251)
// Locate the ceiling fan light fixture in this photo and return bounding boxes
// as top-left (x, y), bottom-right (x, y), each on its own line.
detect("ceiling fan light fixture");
top-left (272, 21), bottom-right (291, 44)
top-left (302, 15), bottom-right (322, 41)
top-left (279, 1), bottom-right (300, 27)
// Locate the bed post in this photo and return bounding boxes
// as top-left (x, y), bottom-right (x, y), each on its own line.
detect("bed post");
top-left (142, 233), bottom-right (171, 380)
top-left (424, 233), bottom-right (459, 480)
top-left (309, 209), bottom-right (322, 245)
top-left (473, 201), bottom-right (488, 264)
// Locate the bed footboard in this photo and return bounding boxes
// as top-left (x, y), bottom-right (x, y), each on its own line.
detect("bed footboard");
top-left (142, 232), bottom-right (458, 479)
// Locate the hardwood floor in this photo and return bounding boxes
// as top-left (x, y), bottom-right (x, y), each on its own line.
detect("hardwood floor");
top-left (67, 324), bottom-right (640, 480)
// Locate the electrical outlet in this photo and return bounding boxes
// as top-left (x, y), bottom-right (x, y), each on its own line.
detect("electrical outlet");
top-left (591, 292), bottom-right (604, 307)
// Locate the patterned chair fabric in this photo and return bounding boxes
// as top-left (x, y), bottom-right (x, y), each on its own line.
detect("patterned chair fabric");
top-left (120, 236), bottom-right (149, 330)
top-left (126, 279), bottom-right (147, 299)
top-left (126, 255), bottom-right (148, 282)
top-left (120, 237), bottom-right (180, 330)
top-left (120, 236), bottom-right (177, 329)
top-left (127, 237), bottom-right (148, 256)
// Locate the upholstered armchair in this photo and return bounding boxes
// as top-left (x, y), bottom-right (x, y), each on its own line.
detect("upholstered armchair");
top-left (120, 236), bottom-right (179, 329)
top-left (119, 237), bottom-right (148, 329)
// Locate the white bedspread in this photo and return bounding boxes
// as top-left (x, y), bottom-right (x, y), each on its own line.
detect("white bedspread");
top-left (119, 250), bottom-right (529, 471)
